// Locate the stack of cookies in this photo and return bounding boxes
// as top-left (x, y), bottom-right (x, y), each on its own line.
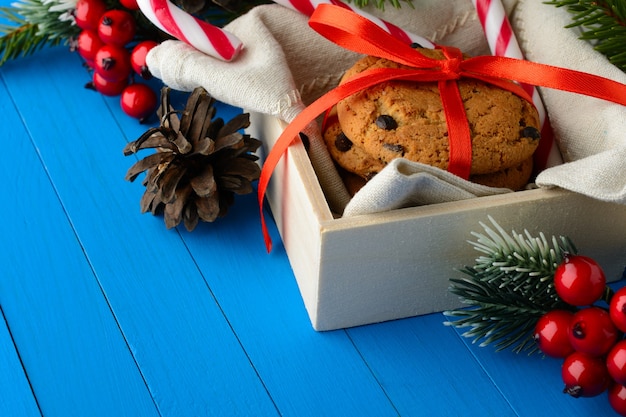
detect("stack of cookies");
top-left (323, 49), bottom-right (542, 193)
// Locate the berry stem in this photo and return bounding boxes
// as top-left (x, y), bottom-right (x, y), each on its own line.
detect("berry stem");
top-left (602, 285), bottom-right (615, 304)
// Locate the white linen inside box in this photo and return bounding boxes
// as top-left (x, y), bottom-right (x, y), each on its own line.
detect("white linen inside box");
top-left (145, 0), bottom-right (626, 214)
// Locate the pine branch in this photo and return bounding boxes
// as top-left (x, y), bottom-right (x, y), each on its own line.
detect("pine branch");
top-left (1, 10), bottom-right (55, 66)
top-left (0, 1), bottom-right (78, 66)
top-left (444, 216), bottom-right (576, 354)
top-left (8, 0), bottom-right (78, 39)
top-left (546, 0), bottom-right (626, 72)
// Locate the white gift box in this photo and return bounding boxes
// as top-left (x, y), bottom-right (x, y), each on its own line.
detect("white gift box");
top-left (143, 0), bottom-right (626, 331)
top-left (248, 114), bottom-right (626, 331)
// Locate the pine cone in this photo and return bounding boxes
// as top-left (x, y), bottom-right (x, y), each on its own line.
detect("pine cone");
top-left (124, 86), bottom-right (262, 231)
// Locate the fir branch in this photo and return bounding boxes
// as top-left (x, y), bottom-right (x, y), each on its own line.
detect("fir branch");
top-left (1, 9), bottom-right (60, 66)
top-left (444, 216), bottom-right (576, 354)
top-left (546, 0), bottom-right (626, 72)
top-left (9, 0), bottom-right (78, 39)
top-left (0, 1), bottom-right (78, 66)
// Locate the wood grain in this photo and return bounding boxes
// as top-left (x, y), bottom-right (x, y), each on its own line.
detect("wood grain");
top-left (0, 307), bottom-right (40, 417)
top-left (1, 47), bottom-right (277, 416)
top-left (0, 65), bottom-right (159, 416)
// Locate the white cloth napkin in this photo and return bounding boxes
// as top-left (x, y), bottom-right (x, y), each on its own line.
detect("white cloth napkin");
top-left (146, 0), bottom-right (626, 216)
top-left (343, 159), bottom-right (512, 216)
top-left (511, 0), bottom-right (626, 204)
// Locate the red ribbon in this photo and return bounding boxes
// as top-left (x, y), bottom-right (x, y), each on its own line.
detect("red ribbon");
top-left (258, 4), bottom-right (626, 252)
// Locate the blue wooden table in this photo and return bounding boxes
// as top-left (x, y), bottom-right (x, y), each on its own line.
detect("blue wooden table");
top-left (1, 16), bottom-right (623, 417)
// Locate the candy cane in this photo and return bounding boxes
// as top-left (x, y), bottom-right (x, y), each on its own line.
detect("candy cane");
top-left (136, 0), bottom-right (243, 61)
top-left (472, 0), bottom-right (563, 168)
top-left (272, 0), bottom-right (435, 49)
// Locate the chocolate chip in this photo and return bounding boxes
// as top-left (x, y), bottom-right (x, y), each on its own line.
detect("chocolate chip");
top-left (521, 126), bottom-right (541, 140)
top-left (335, 132), bottom-right (353, 152)
top-left (298, 132), bottom-right (310, 151)
top-left (375, 115), bottom-right (397, 130)
top-left (383, 143), bottom-right (404, 153)
top-left (519, 118), bottom-right (527, 127)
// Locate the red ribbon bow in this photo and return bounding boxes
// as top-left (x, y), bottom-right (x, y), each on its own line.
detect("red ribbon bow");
top-left (258, 4), bottom-right (626, 252)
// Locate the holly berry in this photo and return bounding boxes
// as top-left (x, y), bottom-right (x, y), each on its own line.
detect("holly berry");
top-left (88, 72), bottom-right (128, 96)
top-left (130, 41), bottom-right (158, 79)
top-left (120, 83), bottom-right (157, 121)
top-left (562, 351), bottom-right (610, 398)
top-left (74, 0), bottom-right (107, 31)
top-left (534, 309), bottom-right (575, 358)
top-left (611, 287), bottom-right (626, 333)
top-left (609, 383), bottom-right (626, 416)
top-left (76, 29), bottom-right (105, 64)
top-left (119, 0), bottom-right (140, 10)
top-left (98, 10), bottom-right (136, 47)
top-left (554, 254), bottom-right (606, 306)
top-left (568, 307), bottom-right (619, 356)
top-left (607, 340), bottom-right (626, 386)
top-left (93, 44), bottom-right (132, 82)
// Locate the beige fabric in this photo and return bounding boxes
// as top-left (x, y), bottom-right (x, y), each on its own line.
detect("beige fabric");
top-left (511, 0), bottom-right (626, 203)
top-left (146, 0), bottom-right (626, 217)
top-left (343, 159), bottom-right (512, 217)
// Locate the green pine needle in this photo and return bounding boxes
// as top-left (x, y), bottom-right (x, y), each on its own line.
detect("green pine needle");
top-left (0, 1), bottom-right (78, 66)
top-left (444, 216), bottom-right (576, 354)
top-left (546, 0), bottom-right (626, 72)
top-left (0, 12), bottom-right (62, 66)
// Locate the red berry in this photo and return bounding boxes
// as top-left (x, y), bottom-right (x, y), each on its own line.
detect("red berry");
top-left (74, 0), bottom-right (107, 31)
top-left (608, 340), bottom-right (626, 385)
top-left (534, 310), bottom-right (575, 358)
top-left (554, 254), bottom-right (606, 306)
top-left (562, 351), bottom-right (610, 398)
top-left (120, 84), bottom-right (157, 120)
top-left (568, 307), bottom-right (619, 356)
top-left (76, 29), bottom-right (105, 63)
top-left (119, 0), bottom-right (140, 10)
top-left (611, 287), bottom-right (626, 333)
top-left (88, 72), bottom-right (128, 96)
top-left (94, 44), bottom-right (132, 81)
top-left (98, 10), bottom-right (136, 47)
top-left (609, 383), bottom-right (626, 416)
top-left (130, 41), bottom-right (158, 79)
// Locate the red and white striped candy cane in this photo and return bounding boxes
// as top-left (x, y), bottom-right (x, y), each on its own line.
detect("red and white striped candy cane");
top-left (273, 0), bottom-right (435, 49)
top-left (137, 0), bottom-right (243, 61)
top-left (472, 0), bottom-right (562, 169)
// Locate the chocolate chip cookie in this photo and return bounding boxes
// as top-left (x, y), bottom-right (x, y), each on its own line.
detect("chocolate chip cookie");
top-left (334, 51), bottom-right (541, 176)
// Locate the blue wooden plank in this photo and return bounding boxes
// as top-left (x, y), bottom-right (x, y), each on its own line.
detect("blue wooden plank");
top-left (179, 204), bottom-right (401, 416)
top-left (455, 328), bottom-right (616, 417)
top-left (0, 70), bottom-right (159, 416)
top-left (1, 46), bottom-right (279, 416)
top-left (80, 42), bottom-right (403, 414)
top-left (89, 57), bottom-right (403, 415)
top-left (0, 307), bottom-right (41, 417)
top-left (347, 313), bottom-right (516, 416)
